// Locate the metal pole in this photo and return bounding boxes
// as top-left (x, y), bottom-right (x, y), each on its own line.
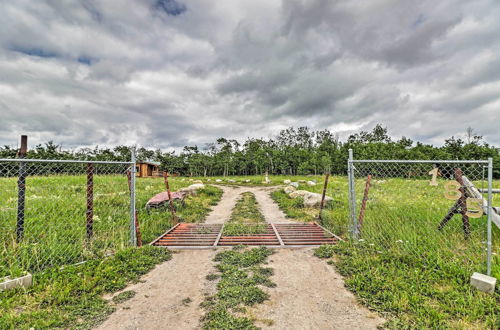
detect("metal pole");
top-left (86, 163), bottom-right (94, 240)
top-left (348, 149), bottom-right (358, 239)
top-left (16, 135), bottom-right (27, 242)
top-left (130, 148), bottom-right (137, 247)
top-left (486, 157), bottom-right (493, 275)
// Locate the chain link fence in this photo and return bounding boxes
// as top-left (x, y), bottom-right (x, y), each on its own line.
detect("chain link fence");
top-left (347, 152), bottom-right (498, 277)
top-left (0, 158), bottom-right (136, 277)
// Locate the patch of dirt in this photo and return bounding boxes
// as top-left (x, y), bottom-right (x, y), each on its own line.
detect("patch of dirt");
top-left (204, 185), bottom-right (292, 224)
top-left (251, 248), bottom-right (385, 329)
top-left (96, 249), bottom-right (217, 330)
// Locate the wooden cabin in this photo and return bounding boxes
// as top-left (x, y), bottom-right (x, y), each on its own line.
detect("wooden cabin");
top-left (136, 161), bottom-right (162, 178)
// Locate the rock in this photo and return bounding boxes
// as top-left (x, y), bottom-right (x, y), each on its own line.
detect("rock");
top-left (303, 192), bottom-right (333, 208)
top-left (298, 180), bottom-right (306, 183)
top-left (193, 180), bottom-right (203, 184)
top-left (307, 181), bottom-right (316, 186)
top-left (470, 272), bottom-right (496, 293)
top-left (283, 179), bottom-right (291, 184)
top-left (289, 190), bottom-right (310, 198)
top-left (284, 186), bottom-right (296, 194)
top-left (228, 179), bottom-right (236, 183)
top-left (289, 182), bottom-right (299, 188)
top-left (289, 190), bottom-right (333, 207)
top-left (244, 179), bottom-right (251, 183)
top-left (179, 183), bottom-right (205, 195)
top-left (215, 179), bottom-right (222, 182)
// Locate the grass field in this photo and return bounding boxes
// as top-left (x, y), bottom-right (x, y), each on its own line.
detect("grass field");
top-left (0, 246), bottom-right (172, 329)
top-left (0, 175), bottom-right (222, 277)
top-left (1, 172), bottom-right (499, 328)
top-left (267, 174), bottom-right (500, 328)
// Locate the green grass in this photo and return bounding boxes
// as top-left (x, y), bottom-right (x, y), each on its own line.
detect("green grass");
top-left (201, 247), bottom-right (275, 329)
top-left (315, 243), bottom-right (499, 328)
top-left (223, 192), bottom-right (267, 236)
top-left (0, 246), bottom-right (171, 329)
top-left (0, 175), bottom-right (222, 277)
top-left (271, 174), bottom-right (500, 329)
top-left (111, 290), bottom-right (136, 304)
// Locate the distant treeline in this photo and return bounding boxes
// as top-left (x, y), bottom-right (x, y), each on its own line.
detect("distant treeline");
top-left (1, 125), bottom-right (499, 177)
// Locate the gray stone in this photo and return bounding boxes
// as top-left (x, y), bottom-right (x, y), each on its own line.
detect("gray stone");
top-left (470, 272), bottom-right (496, 293)
top-left (0, 272), bottom-right (32, 291)
top-left (284, 186), bottom-right (296, 194)
top-left (289, 182), bottom-right (299, 188)
top-left (303, 192), bottom-right (333, 207)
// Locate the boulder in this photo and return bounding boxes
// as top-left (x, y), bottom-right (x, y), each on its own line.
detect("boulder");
top-left (179, 183), bottom-right (205, 195)
top-left (307, 181), bottom-right (316, 186)
top-left (284, 186), bottom-right (296, 194)
top-left (303, 192), bottom-right (333, 208)
top-left (289, 190), bottom-right (310, 198)
top-left (193, 180), bottom-right (203, 184)
top-left (283, 179), bottom-right (291, 184)
top-left (228, 179), bottom-right (236, 183)
top-left (244, 179), bottom-right (251, 183)
top-left (298, 180), bottom-right (306, 183)
top-left (289, 182), bottom-right (299, 188)
top-left (215, 179), bottom-right (222, 182)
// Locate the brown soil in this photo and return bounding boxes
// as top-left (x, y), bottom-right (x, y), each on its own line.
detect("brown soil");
top-left (96, 250), bottom-right (217, 330)
top-left (251, 248), bottom-right (385, 329)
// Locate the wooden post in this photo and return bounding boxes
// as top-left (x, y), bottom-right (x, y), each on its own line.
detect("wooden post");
top-left (438, 168), bottom-right (471, 238)
top-left (455, 168), bottom-right (470, 238)
top-left (86, 163), bottom-right (94, 239)
top-left (357, 174), bottom-right (372, 235)
top-left (16, 135), bottom-right (28, 242)
top-left (126, 170), bottom-right (142, 246)
top-left (163, 171), bottom-right (177, 224)
top-left (318, 173), bottom-right (330, 224)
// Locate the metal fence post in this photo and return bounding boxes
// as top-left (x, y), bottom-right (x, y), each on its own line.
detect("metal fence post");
top-left (16, 135), bottom-right (28, 242)
top-left (486, 157), bottom-right (493, 276)
top-left (348, 149), bottom-right (358, 239)
top-left (130, 149), bottom-right (137, 247)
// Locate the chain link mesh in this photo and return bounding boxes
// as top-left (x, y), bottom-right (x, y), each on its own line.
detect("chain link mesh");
top-left (348, 160), bottom-right (498, 275)
top-left (0, 159), bottom-right (133, 277)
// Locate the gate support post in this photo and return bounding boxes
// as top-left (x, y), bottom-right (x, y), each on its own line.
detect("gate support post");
top-left (16, 135), bottom-right (28, 242)
top-left (348, 149), bottom-right (358, 239)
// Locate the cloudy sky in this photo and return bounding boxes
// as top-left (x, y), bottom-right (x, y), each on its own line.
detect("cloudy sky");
top-left (1, 0), bottom-right (500, 150)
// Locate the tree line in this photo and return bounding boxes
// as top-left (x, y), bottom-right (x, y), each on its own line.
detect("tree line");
top-left (1, 125), bottom-right (499, 177)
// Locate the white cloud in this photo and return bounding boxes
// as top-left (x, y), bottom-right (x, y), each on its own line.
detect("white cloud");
top-left (0, 0), bottom-right (500, 150)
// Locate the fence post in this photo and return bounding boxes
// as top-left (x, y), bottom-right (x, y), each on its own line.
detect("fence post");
top-left (347, 149), bottom-right (358, 239)
top-left (16, 135), bottom-right (28, 242)
top-left (86, 163), bottom-right (94, 239)
top-left (487, 157), bottom-right (493, 276)
top-left (130, 149), bottom-right (137, 247)
top-left (318, 172), bottom-right (330, 224)
top-left (163, 171), bottom-right (177, 223)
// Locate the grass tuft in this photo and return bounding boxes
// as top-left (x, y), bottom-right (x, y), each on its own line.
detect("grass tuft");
top-left (201, 247), bottom-right (275, 329)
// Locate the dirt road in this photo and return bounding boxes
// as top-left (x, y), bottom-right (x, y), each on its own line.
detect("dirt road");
top-left (96, 185), bottom-right (384, 329)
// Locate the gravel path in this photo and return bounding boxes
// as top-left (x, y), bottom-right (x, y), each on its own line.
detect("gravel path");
top-left (96, 250), bottom-right (217, 330)
top-left (204, 185), bottom-right (292, 224)
top-left (95, 184), bottom-right (384, 329)
top-left (252, 248), bottom-right (385, 329)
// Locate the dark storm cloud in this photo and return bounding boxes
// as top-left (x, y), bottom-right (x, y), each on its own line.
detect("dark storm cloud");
top-left (1, 0), bottom-right (500, 150)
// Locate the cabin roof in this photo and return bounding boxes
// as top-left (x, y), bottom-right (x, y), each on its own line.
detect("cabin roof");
top-left (137, 160), bottom-right (161, 166)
